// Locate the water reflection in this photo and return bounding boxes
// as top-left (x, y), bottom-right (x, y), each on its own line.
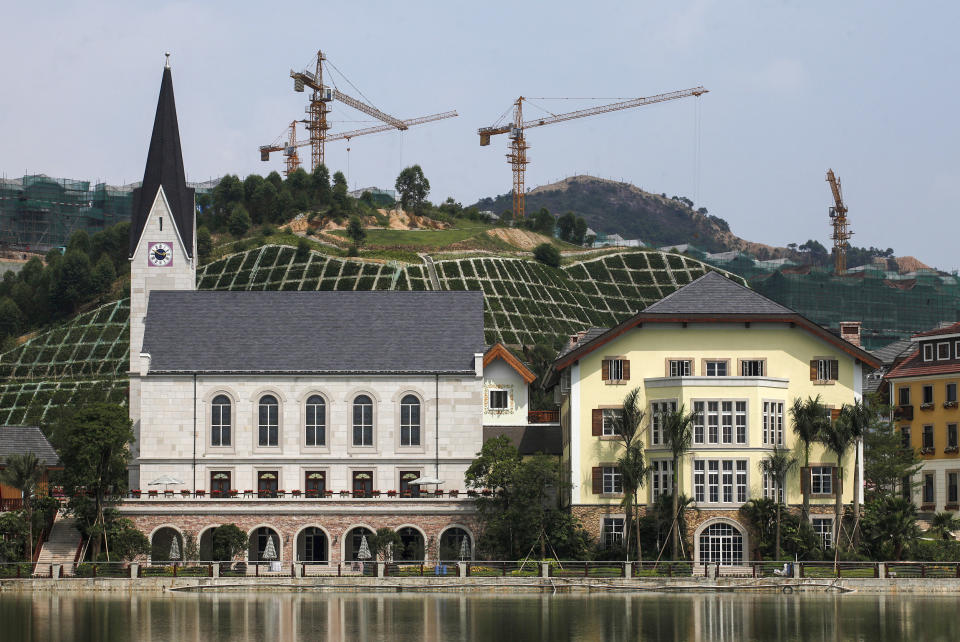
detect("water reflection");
top-left (3, 591), bottom-right (958, 641)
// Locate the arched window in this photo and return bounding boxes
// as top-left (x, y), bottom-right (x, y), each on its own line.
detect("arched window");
top-left (305, 395), bottom-right (326, 447)
top-left (400, 394), bottom-right (421, 446)
top-left (211, 395), bottom-right (231, 447)
top-left (698, 522), bottom-right (744, 566)
top-left (258, 395), bottom-right (279, 447)
top-left (353, 395), bottom-right (373, 446)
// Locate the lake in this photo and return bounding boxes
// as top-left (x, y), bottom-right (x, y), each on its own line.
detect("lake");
top-left (1, 591), bottom-right (957, 641)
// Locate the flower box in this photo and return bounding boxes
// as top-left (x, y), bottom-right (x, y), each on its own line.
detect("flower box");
top-left (944, 446), bottom-right (959, 454)
top-left (131, 490), bottom-right (142, 498)
top-left (195, 490), bottom-right (205, 497)
top-left (291, 490), bottom-right (301, 497)
top-left (920, 402), bottom-right (935, 411)
top-left (387, 490), bottom-right (397, 497)
top-left (180, 490), bottom-right (191, 497)
top-left (944, 401), bottom-right (958, 409)
top-left (920, 446), bottom-right (935, 455)
top-left (920, 504), bottom-right (936, 512)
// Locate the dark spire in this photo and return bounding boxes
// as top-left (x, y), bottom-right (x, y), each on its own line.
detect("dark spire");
top-left (129, 60), bottom-right (195, 258)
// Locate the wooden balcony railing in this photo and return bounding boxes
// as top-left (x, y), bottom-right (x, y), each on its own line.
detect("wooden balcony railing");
top-left (528, 410), bottom-right (560, 423)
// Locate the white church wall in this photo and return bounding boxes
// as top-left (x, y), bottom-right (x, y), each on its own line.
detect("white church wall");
top-left (482, 359), bottom-right (529, 426)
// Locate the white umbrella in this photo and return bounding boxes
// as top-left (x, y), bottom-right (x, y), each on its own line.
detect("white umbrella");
top-left (148, 475), bottom-right (185, 492)
top-left (169, 536), bottom-right (181, 561)
top-left (262, 535), bottom-right (278, 561)
top-left (408, 476), bottom-right (444, 486)
top-left (459, 537), bottom-right (470, 560)
top-left (357, 535), bottom-right (372, 561)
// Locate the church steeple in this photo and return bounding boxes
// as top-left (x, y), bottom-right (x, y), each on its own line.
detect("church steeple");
top-left (129, 57), bottom-right (195, 258)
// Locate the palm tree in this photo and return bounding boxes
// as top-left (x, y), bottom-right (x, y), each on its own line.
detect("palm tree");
top-left (614, 387), bottom-right (647, 562)
top-left (790, 396), bottom-right (830, 522)
top-left (662, 405), bottom-right (699, 559)
top-left (759, 446), bottom-right (797, 559)
top-left (839, 399), bottom-right (872, 545)
top-left (1, 453), bottom-right (43, 562)
top-left (929, 512), bottom-right (960, 540)
top-left (820, 410), bottom-right (855, 550)
top-left (651, 492), bottom-right (698, 560)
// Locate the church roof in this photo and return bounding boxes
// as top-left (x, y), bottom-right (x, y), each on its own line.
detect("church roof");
top-left (141, 291), bottom-right (485, 374)
top-left (129, 63), bottom-right (194, 258)
top-left (0, 426), bottom-right (59, 467)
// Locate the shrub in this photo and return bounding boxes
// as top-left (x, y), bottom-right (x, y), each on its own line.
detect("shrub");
top-left (533, 243), bottom-right (561, 268)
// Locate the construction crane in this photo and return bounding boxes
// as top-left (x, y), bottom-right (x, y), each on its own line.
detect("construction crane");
top-left (826, 168), bottom-right (852, 275)
top-left (290, 50), bottom-right (408, 171)
top-left (259, 111), bottom-right (458, 175)
top-left (478, 88), bottom-right (708, 220)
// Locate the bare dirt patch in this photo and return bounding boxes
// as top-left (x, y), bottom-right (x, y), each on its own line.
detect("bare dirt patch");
top-left (485, 228), bottom-right (553, 250)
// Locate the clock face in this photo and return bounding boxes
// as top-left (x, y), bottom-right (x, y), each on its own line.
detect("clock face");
top-left (147, 242), bottom-right (173, 267)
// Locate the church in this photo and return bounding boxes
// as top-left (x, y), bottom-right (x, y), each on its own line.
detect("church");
top-left (116, 60), bottom-right (548, 565)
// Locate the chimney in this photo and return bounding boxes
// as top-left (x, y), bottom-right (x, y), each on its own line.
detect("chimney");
top-left (568, 330), bottom-right (589, 351)
top-left (839, 321), bottom-right (862, 348)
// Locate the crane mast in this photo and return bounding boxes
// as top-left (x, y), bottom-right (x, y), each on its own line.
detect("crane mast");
top-left (826, 168), bottom-right (852, 275)
top-left (479, 87), bottom-right (708, 220)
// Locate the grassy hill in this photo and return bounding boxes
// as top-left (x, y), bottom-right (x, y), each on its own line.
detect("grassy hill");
top-left (0, 240), bottom-right (740, 425)
top-left (474, 175), bottom-right (789, 258)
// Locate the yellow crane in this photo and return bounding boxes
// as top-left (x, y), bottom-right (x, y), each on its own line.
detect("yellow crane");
top-left (826, 168), bottom-right (852, 275)
top-left (478, 88), bottom-right (708, 219)
top-left (259, 111), bottom-right (458, 176)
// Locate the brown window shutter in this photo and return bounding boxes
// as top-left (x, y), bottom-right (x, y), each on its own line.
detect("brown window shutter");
top-left (592, 409), bottom-right (603, 436)
top-left (622, 360), bottom-right (630, 380)
top-left (830, 408), bottom-right (841, 422)
top-left (592, 467), bottom-right (603, 495)
top-left (601, 360), bottom-right (610, 381)
top-left (830, 360), bottom-right (839, 381)
top-left (831, 467), bottom-right (839, 496)
top-left (809, 360), bottom-right (818, 380)
top-left (800, 466), bottom-right (810, 495)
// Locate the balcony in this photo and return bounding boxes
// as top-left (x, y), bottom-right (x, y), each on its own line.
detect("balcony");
top-left (894, 405), bottom-right (914, 421)
top-left (527, 410), bottom-right (560, 424)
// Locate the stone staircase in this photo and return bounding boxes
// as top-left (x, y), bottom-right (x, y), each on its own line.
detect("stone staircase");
top-left (35, 513), bottom-right (82, 573)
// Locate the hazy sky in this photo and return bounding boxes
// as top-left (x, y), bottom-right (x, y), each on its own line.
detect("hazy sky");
top-left (2, 1), bottom-right (957, 270)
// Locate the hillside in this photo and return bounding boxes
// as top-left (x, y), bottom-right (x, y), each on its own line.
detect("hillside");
top-left (474, 175), bottom-right (790, 258)
top-left (0, 243), bottom-right (740, 425)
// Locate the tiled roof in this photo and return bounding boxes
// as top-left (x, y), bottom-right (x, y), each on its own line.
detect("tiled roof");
top-left (556, 327), bottom-right (607, 359)
top-left (642, 271), bottom-right (794, 315)
top-left (913, 321), bottom-right (960, 338)
top-left (871, 338), bottom-right (914, 366)
top-left (886, 349), bottom-right (960, 379)
top-left (482, 425), bottom-right (562, 456)
top-left (142, 290), bottom-right (485, 374)
top-left (0, 426), bottom-right (59, 466)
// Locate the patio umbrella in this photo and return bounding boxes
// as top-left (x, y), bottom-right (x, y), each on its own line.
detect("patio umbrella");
top-left (408, 476), bottom-right (444, 486)
top-left (357, 535), bottom-right (372, 561)
top-left (169, 536), bottom-right (181, 562)
top-left (459, 536), bottom-right (469, 561)
top-left (148, 475), bottom-right (185, 491)
top-left (262, 535), bottom-right (278, 561)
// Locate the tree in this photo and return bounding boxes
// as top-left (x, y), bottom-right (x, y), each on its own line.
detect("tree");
top-left (228, 203), bottom-right (251, 238)
top-left (533, 243), bottom-right (561, 268)
top-left (331, 171), bottom-right (350, 215)
top-left (0, 511), bottom-right (28, 562)
top-left (790, 396), bottom-right (830, 521)
top-left (758, 446), bottom-right (797, 558)
top-left (104, 518), bottom-right (150, 562)
top-left (0, 453), bottom-right (42, 562)
top-left (929, 512), bottom-right (960, 540)
top-left (837, 399), bottom-right (873, 545)
top-left (572, 217), bottom-right (588, 245)
top-left (860, 496), bottom-right (918, 560)
top-left (211, 523), bottom-right (248, 562)
top-left (819, 410), bottom-right (855, 550)
top-left (466, 436), bottom-right (588, 560)
top-left (50, 251), bottom-right (93, 315)
top-left (251, 181), bottom-right (279, 224)
top-left (662, 406), bottom-right (699, 559)
top-left (863, 407), bottom-right (921, 499)
top-left (196, 226), bottom-right (213, 263)
top-left (395, 165), bottom-right (430, 214)
top-left (0, 297), bottom-right (23, 341)
top-left (311, 164), bottom-right (331, 207)
top-left (371, 527), bottom-right (403, 561)
top-left (346, 216), bottom-right (366, 249)
top-left (91, 254), bottom-right (116, 295)
top-left (56, 403), bottom-right (134, 560)
top-left (532, 208), bottom-right (555, 236)
top-left (556, 212), bottom-right (577, 242)
top-left (613, 387), bottom-right (647, 561)
top-left (295, 237), bottom-right (312, 262)
top-left (67, 229), bottom-right (91, 256)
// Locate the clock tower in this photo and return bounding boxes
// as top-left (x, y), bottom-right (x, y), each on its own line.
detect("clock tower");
top-left (128, 56), bottom-right (197, 483)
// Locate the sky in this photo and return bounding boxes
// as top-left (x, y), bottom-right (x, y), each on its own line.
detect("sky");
top-left (2, 1), bottom-right (958, 270)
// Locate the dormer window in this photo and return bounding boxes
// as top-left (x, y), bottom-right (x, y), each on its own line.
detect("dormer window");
top-left (938, 342), bottom-right (951, 360)
top-left (923, 344), bottom-right (934, 361)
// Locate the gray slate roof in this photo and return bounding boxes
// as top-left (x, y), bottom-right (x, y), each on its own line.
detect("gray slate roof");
top-left (556, 327), bottom-right (608, 359)
top-left (0, 426), bottom-right (59, 466)
top-left (871, 338), bottom-right (914, 366)
top-left (643, 271), bottom-right (793, 315)
top-left (142, 290), bottom-right (485, 374)
top-left (482, 425), bottom-right (562, 456)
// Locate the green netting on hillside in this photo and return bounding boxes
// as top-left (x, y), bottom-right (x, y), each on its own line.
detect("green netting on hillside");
top-left (0, 246), bottom-right (734, 422)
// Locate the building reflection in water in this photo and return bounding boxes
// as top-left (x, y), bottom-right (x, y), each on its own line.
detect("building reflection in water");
top-left (4, 590), bottom-right (941, 641)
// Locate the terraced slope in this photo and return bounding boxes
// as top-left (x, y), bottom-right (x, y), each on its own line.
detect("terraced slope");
top-left (0, 245), bottom-right (739, 424)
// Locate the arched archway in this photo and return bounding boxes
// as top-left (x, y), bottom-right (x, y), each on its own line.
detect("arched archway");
top-left (198, 526), bottom-right (219, 561)
top-left (248, 526), bottom-right (282, 562)
top-left (150, 526), bottom-right (184, 563)
top-left (695, 519), bottom-right (747, 566)
top-left (295, 526), bottom-right (329, 563)
top-left (396, 526), bottom-right (425, 561)
top-left (439, 527), bottom-right (474, 561)
top-left (343, 526), bottom-right (375, 561)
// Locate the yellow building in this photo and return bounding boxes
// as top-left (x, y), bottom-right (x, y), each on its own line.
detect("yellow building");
top-left (548, 272), bottom-right (879, 564)
top-left (886, 322), bottom-right (960, 513)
